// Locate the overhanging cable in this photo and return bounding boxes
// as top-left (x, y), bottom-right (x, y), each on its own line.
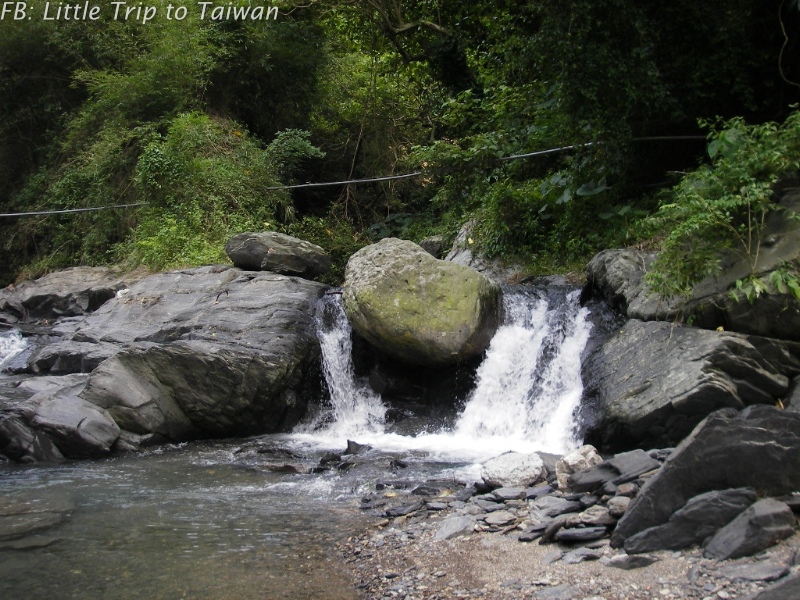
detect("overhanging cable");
top-left (0, 135), bottom-right (707, 217)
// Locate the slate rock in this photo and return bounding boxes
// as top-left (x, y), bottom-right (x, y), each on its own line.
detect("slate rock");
top-left (385, 501), bottom-right (424, 518)
top-left (606, 554), bottom-right (660, 570)
top-left (716, 559), bottom-right (791, 582)
top-left (529, 496), bottom-right (582, 519)
top-left (624, 488), bottom-right (757, 554)
top-left (612, 406), bottom-right (800, 548)
top-left (582, 320), bottom-right (792, 449)
top-left (225, 231), bottom-right (331, 279)
top-left (434, 515), bottom-right (475, 541)
top-left (704, 499), bottom-right (796, 560)
top-left (568, 449), bottom-right (661, 493)
top-left (744, 572), bottom-right (800, 600)
top-left (493, 487), bottom-right (527, 501)
top-left (554, 526), bottom-right (608, 543)
top-left (484, 510), bottom-right (517, 527)
top-left (561, 546), bottom-right (605, 564)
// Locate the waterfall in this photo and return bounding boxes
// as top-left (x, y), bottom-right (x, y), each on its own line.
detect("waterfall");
top-left (295, 293), bottom-right (386, 438)
top-left (294, 287), bottom-right (591, 461)
top-left (0, 329), bottom-right (27, 372)
top-left (453, 289), bottom-right (591, 454)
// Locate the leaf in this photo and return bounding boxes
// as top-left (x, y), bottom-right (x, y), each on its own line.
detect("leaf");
top-left (576, 178), bottom-right (609, 196)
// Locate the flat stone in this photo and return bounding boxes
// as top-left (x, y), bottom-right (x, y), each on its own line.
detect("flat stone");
top-left (0, 511), bottom-right (65, 542)
top-left (0, 535), bottom-right (61, 550)
top-left (606, 554), bottom-right (660, 570)
top-left (530, 495), bottom-right (582, 519)
top-left (484, 510), bottom-right (517, 527)
top-left (561, 546), bottom-right (605, 564)
top-left (527, 484), bottom-right (555, 499)
top-left (716, 559), bottom-right (791, 582)
top-left (534, 584), bottom-right (580, 599)
top-left (579, 505), bottom-right (617, 527)
top-left (434, 516), bottom-right (475, 541)
top-left (554, 526), bottom-right (608, 543)
top-left (568, 449), bottom-right (661, 493)
top-left (493, 487), bottom-right (527, 501)
top-left (385, 501), bottom-right (424, 518)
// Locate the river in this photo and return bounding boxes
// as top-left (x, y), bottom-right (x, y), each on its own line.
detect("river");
top-left (0, 286), bottom-right (594, 599)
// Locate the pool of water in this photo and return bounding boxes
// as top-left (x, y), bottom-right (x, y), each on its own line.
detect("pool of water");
top-left (0, 440), bottom-right (376, 600)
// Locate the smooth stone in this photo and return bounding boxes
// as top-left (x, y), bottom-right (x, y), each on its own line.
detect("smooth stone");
top-left (607, 496), bottom-right (631, 518)
top-left (554, 526), bottom-right (608, 543)
top-left (0, 511), bottom-right (65, 542)
top-left (606, 554), bottom-right (660, 570)
top-left (483, 510), bottom-right (517, 527)
top-left (482, 451), bottom-right (547, 489)
top-left (716, 559), bottom-right (791, 582)
top-left (434, 516), bottom-right (475, 541)
top-left (493, 487), bottom-right (527, 501)
top-left (561, 546), bottom-right (605, 564)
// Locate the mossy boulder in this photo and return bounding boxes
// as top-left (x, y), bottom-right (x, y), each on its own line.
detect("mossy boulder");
top-left (342, 238), bottom-right (501, 365)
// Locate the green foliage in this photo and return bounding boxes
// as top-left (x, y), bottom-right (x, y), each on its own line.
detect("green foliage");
top-left (266, 129), bottom-right (326, 181)
top-left (647, 112), bottom-right (800, 297)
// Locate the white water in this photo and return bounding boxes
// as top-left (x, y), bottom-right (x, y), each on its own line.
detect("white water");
top-left (0, 329), bottom-right (26, 371)
top-left (292, 289), bottom-right (592, 464)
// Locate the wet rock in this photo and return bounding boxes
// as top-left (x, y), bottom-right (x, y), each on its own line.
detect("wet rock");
top-left (555, 445), bottom-right (603, 490)
top-left (343, 238), bottom-right (501, 365)
top-left (28, 341), bottom-right (118, 375)
top-left (0, 413), bottom-right (64, 463)
top-left (0, 511), bottom-right (66, 541)
top-left (31, 383), bottom-right (120, 458)
top-left (481, 451), bottom-right (546, 489)
top-left (385, 501), bottom-right (424, 518)
top-left (704, 499), bottom-right (796, 560)
top-left (434, 515), bottom-right (475, 541)
top-left (612, 406), bottom-right (800, 548)
top-left (583, 320), bottom-right (793, 449)
top-left (345, 439), bottom-right (372, 455)
top-left (224, 231), bottom-right (331, 280)
top-left (624, 488), bottom-right (757, 554)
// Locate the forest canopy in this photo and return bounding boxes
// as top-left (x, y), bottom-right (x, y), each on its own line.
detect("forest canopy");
top-left (1, 0), bottom-right (799, 285)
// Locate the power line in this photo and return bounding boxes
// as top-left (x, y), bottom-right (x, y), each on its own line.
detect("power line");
top-left (0, 135), bottom-right (707, 218)
top-left (0, 203), bottom-right (147, 218)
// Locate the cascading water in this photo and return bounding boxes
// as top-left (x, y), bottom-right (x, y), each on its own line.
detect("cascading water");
top-left (295, 294), bottom-right (386, 438)
top-left (294, 286), bottom-right (592, 462)
top-left (0, 329), bottom-right (26, 371)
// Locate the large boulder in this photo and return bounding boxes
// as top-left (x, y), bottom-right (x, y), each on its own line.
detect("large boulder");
top-left (480, 451), bottom-right (546, 488)
top-left (582, 319), bottom-right (797, 449)
top-left (343, 238), bottom-right (501, 365)
top-left (0, 266), bottom-right (327, 461)
top-left (0, 266), bottom-right (139, 324)
top-left (703, 498), bottom-right (796, 560)
top-left (225, 231), bottom-right (331, 280)
top-left (584, 184), bottom-right (800, 341)
top-left (611, 405), bottom-right (800, 549)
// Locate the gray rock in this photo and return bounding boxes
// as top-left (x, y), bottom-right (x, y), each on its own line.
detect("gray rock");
top-left (715, 558), bottom-right (791, 582)
top-left (0, 266), bottom-right (135, 322)
top-left (493, 487), bottom-right (528, 501)
top-left (0, 413), bottom-right (64, 463)
top-left (568, 449), bottom-right (661, 493)
top-left (0, 511), bottom-right (66, 542)
top-left (585, 187), bottom-right (800, 341)
top-left (607, 496), bottom-right (631, 518)
top-left (554, 526), bottom-right (608, 543)
top-left (583, 320), bottom-right (792, 448)
top-left (578, 505), bottom-right (616, 527)
top-left (612, 406), bottom-right (800, 548)
top-left (704, 499), bottom-right (796, 560)
top-left (484, 510), bottom-right (517, 527)
top-left (224, 231), bottom-right (331, 280)
top-left (744, 572), bottom-right (800, 600)
top-left (606, 554), bottom-right (660, 570)
top-left (31, 384), bottom-right (120, 458)
top-left (385, 501), bottom-right (424, 518)
top-left (482, 452), bottom-right (546, 489)
top-left (444, 220), bottom-right (526, 285)
top-left (555, 445), bottom-right (603, 490)
top-left (418, 235), bottom-right (446, 258)
top-left (560, 545), bottom-right (606, 563)
top-left (28, 341), bottom-right (118, 375)
top-left (624, 488), bottom-right (757, 554)
top-left (434, 515), bottom-right (475, 541)
top-left (343, 238), bottom-right (501, 365)
top-left (529, 496), bottom-right (582, 519)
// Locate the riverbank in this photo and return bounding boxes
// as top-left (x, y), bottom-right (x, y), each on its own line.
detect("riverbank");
top-left (340, 508), bottom-right (800, 600)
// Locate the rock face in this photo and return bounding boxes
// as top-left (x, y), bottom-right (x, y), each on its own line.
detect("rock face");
top-left (343, 238), bottom-right (501, 365)
top-left (582, 319), bottom-right (797, 449)
top-left (611, 405), bottom-right (800, 548)
top-left (224, 231), bottom-right (331, 280)
top-left (0, 266), bottom-right (137, 324)
top-left (0, 266), bottom-right (327, 461)
top-left (584, 187), bottom-right (800, 341)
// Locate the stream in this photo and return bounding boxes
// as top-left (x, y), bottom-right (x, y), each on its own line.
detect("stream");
top-left (0, 286), bottom-right (594, 599)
